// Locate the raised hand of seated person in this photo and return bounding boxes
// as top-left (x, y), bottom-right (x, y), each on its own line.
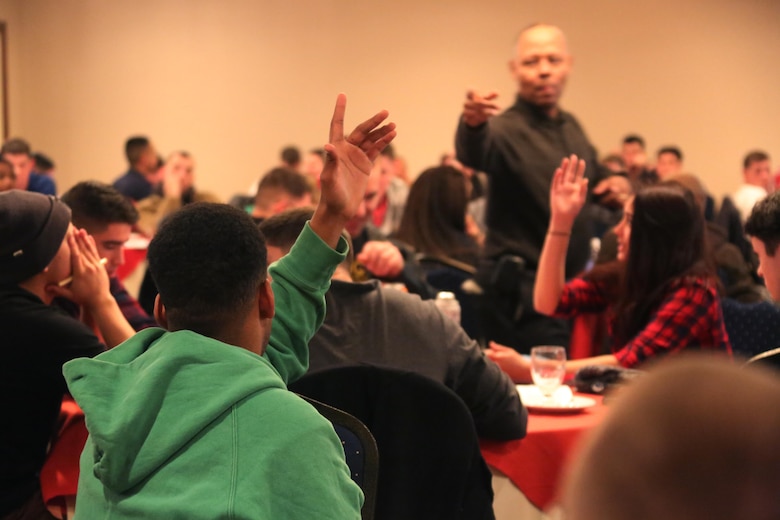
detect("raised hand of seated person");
top-left (550, 154), bottom-right (588, 231)
top-left (318, 94), bottom-right (396, 219)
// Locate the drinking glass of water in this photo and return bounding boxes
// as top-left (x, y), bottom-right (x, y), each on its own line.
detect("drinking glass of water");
top-left (530, 346), bottom-right (566, 397)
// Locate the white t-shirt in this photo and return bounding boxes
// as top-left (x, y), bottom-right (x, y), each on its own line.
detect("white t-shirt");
top-left (733, 184), bottom-right (767, 222)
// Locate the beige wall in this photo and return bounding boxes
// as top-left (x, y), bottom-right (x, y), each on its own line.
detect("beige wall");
top-left (0, 0), bottom-right (778, 202)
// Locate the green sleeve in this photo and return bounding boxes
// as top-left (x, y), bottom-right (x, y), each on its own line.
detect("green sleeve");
top-left (236, 393), bottom-right (364, 519)
top-left (264, 222), bottom-right (348, 383)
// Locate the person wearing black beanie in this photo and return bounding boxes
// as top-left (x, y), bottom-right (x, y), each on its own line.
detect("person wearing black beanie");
top-left (0, 190), bottom-right (135, 518)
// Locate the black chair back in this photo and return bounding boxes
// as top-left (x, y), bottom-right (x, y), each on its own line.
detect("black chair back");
top-left (290, 365), bottom-right (495, 520)
top-left (298, 395), bottom-right (379, 520)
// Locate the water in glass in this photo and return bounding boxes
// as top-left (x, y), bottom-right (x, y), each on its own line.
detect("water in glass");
top-left (530, 346), bottom-right (566, 397)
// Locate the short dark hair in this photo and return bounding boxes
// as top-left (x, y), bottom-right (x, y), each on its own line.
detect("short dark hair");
top-left (657, 146), bottom-right (683, 162)
top-left (258, 207), bottom-right (315, 252)
top-left (622, 134), bottom-right (645, 148)
top-left (61, 181), bottom-right (139, 231)
top-left (259, 207), bottom-right (353, 269)
top-left (32, 152), bottom-right (55, 172)
top-left (125, 136), bottom-right (150, 167)
top-left (601, 153), bottom-right (626, 173)
top-left (745, 191), bottom-right (780, 256)
top-left (744, 150), bottom-right (770, 170)
top-left (147, 203), bottom-right (267, 336)
top-left (1, 138), bottom-right (32, 157)
top-left (280, 146), bottom-right (301, 167)
top-left (254, 167), bottom-right (313, 209)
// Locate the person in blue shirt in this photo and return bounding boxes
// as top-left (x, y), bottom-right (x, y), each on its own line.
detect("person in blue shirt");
top-left (112, 135), bottom-right (160, 201)
top-left (1, 137), bottom-right (56, 195)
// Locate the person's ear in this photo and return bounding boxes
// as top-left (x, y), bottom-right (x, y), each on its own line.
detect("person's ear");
top-left (153, 294), bottom-right (168, 329)
top-left (257, 278), bottom-right (275, 320)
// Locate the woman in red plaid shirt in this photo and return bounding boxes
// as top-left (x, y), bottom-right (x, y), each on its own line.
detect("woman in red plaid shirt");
top-left (487, 155), bottom-right (732, 382)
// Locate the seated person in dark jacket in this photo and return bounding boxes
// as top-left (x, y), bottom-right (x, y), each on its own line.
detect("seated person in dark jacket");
top-left (0, 190), bottom-right (134, 519)
top-left (745, 191), bottom-right (780, 369)
top-left (259, 208), bottom-right (527, 440)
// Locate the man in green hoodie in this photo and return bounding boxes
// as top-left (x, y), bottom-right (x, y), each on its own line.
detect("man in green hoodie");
top-left (63, 94), bottom-right (396, 519)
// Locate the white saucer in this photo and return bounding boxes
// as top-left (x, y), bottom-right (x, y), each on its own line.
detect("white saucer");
top-left (516, 385), bottom-right (597, 414)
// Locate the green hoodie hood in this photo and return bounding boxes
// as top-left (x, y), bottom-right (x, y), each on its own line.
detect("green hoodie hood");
top-left (63, 327), bottom-right (284, 494)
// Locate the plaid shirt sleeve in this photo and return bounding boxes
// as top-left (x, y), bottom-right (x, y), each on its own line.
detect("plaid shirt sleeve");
top-left (110, 277), bottom-right (157, 331)
top-left (553, 277), bottom-right (610, 318)
top-left (614, 278), bottom-right (730, 368)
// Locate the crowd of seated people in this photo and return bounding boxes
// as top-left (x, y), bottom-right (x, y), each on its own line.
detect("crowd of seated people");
top-left (2, 68), bottom-right (779, 520)
top-left (2, 116), bottom-right (778, 516)
top-left (1, 95), bottom-right (404, 519)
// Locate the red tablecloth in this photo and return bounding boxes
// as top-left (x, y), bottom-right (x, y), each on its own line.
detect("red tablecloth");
top-left (46, 393), bottom-right (607, 512)
top-left (480, 394), bottom-right (607, 511)
top-left (115, 248), bottom-right (147, 281)
top-left (40, 397), bottom-right (87, 507)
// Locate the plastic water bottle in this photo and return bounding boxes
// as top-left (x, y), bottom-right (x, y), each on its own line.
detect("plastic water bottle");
top-left (435, 291), bottom-right (461, 325)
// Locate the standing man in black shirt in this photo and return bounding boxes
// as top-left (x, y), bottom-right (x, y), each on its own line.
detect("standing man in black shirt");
top-left (456, 24), bottom-right (621, 353)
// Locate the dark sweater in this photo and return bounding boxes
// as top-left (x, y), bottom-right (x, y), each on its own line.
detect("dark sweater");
top-left (456, 96), bottom-right (607, 277)
top-left (309, 279), bottom-right (528, 440)
top-left (0, 285), bottom-right (104, 515)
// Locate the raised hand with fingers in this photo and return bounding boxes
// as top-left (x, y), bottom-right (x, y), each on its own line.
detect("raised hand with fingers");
top-left (310, 94), bottom-right (396, 249)
top-left (549, 154), bottom-right (588, 232)
top-left (462, 90), bottom-right (500, 127)
top-left (319, 93), bottom-right (396, 221)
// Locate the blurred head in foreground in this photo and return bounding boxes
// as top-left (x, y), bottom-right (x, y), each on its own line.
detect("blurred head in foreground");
top-left (563, 355), bottom-right (780, 520)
